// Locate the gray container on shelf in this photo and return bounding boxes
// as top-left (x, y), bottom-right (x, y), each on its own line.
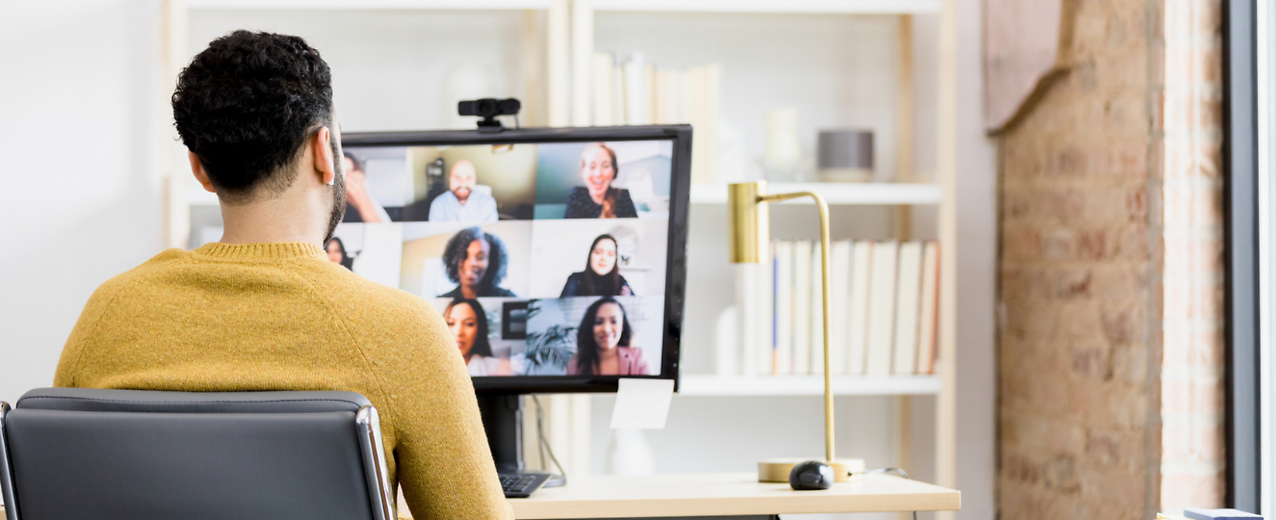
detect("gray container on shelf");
top-left (817, 129), bottom-right (873, 182)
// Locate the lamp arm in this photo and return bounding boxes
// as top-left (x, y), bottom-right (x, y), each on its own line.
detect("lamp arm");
top-left (761, 191), bottom-right (834, 463)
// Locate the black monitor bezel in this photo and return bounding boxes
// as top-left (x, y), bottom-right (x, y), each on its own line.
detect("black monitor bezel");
top-left (341, 125), bottom-right (691, 394)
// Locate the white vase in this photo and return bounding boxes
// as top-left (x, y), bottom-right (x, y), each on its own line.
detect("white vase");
top-left (606, 428), bottom-right (655, 476)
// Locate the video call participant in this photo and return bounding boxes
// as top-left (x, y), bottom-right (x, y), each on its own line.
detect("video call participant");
top-left (340, 151), bottom-right (391, 223)
top-left (564, 143), bottom-right (638, 219)
top-left (429, 159), bottom-right (499, 222)
top-left (565, 297), bottom-right (650, 376)
top-left (560, 234), bottom-right (634, 297)
top-left (325, 236), bottom-right (353, 270)
top-left (54, 31), bottom-right (510, 520)
top-left (440, 226), bottom-right (516, 298)
top-left (444, 299), bottom-right (512, 376)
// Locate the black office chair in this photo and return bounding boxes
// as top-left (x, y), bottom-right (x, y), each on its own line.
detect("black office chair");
top-left (0, 388), bottom-right (395, 520)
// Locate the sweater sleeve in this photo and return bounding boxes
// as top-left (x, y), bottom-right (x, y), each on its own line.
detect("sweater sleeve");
top-left (380, 297), bottom-right (512, 520)
top-left (53, 271), bottom-right (138, 387)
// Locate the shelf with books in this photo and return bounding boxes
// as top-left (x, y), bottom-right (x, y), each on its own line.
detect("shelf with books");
top-left (592, 0), bottom-right (942, 14)
top-left (678, 374), bottom-right (941, 396)
top-left (688, 182), bottom-right (942, 205)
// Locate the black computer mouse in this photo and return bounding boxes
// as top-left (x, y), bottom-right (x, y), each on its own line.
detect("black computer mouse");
top-left (788, 460), bottom-right (834, 490)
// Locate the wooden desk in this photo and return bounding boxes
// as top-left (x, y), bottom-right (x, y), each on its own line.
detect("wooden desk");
top-left (398, 473), bottom-right (961, 519)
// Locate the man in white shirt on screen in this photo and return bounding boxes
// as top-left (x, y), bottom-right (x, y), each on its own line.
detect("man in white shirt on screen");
top-left (429, 159), bottom-right (498, 222)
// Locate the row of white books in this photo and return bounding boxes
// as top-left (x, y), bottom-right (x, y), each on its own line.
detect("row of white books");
top-left (736, 240), bottom-right (940, 377)
top-left (591, 51), bottom-right (721, 185)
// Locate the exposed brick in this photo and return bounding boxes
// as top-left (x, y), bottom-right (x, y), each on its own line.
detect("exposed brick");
top-left (1070, 344), bottom-right (1113, 380)
top-left (1042, 455), bottom-right (1081, 494)
top-left (1054, 268), bottom-right (1093, 299)
top-left (996, 0), bottom-right (1224, 516)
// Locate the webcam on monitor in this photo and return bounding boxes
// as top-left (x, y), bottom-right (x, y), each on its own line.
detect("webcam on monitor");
top-left (458, 98), bottom-right (521, 133)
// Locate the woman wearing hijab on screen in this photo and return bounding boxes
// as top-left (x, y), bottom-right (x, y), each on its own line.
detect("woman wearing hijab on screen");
top-left (444, 299), bottom-right (511, 376)
top-left (560, 234), bottom-right (634, 297)
top-left (564, 143), bottom-right (638, 219)
top-left (565, 297), bottom-right (650, 376)
top-left (439, 227), bottom-right (516, 298)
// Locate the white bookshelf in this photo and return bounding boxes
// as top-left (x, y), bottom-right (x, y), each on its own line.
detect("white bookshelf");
top-left (592, 0), bottom-right (942, 14)
top-left (679, 374), bottom-right (941, 396)
top-left (689, 182), bottom-right (942, 206)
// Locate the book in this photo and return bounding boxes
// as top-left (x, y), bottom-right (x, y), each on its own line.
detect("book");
top-left (592, 52), bottom-right (614, 126)
top-left (653, 68), bottom-right (670, 125)
top-left (688, 66), bottom-right (708, 184)
top-left (704, 64), bottom-right (721, 185)
top-left (847, 240), bottom-right (873, 375)
top-left (829, 240), bottom-right (853, 375)
top-left (892, 242), bottom-right (923, 375)
top-left (774, 241), bottom-right (794, 375)
top-left (792, 241), bottom-right (812, 375)
top-left (622, 52), bottom-right (647, 125)
top-left (611, 64), bottom-right (626, 125)
top-left (865, 241), bottom-right (898, 376)
top-left (759, 241), bottom-right (775, 375)
top-left (916, 242), bottom-right (940, 374)
top-left (809, 241), bottom-right (824, 375)
top-left (736, 262), bottom-right (760, 377)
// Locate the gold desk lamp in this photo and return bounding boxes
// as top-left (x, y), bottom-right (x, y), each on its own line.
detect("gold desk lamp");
top-left (728, 180), bottom-right (861, 483)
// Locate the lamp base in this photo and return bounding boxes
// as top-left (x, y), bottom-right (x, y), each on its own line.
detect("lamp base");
top-left (758, 457), bottom-right (866, 483)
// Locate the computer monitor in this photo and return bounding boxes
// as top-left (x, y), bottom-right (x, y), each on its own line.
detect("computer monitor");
top-left (337, 125), bottom-right (691, 473)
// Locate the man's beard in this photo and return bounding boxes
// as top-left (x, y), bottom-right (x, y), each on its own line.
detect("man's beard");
top-left (324, 138), bottom-right (347, 244)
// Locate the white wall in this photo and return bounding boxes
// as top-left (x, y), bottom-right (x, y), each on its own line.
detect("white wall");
top-left (951, 1), bottom-right (997, 518)
top-left (0, 1), bottom-right (165, 404)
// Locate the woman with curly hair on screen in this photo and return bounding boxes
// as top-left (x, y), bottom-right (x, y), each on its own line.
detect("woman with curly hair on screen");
top-left (439, 226), bottom-right (516, 298)
top-left (443, 299), bottom-right (511, 376)
top-left (565, 297), bottom-right (650, 376)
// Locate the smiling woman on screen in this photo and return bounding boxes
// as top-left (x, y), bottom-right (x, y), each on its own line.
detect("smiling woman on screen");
top-left (564, 143), bottom-right (638, 219)
top-left (566, 297), bottom-right (649, 376)
top-left (439, 227), bottom-right (515, 298)
top-left (444, 299), bottom-right (511, 376)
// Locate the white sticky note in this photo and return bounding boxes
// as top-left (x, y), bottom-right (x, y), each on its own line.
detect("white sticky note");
top-left (609, 378), bottom-right (675, 429)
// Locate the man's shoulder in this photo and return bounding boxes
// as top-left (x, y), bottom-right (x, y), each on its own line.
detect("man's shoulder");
top-left (304, 266), bottom-right (437, 323)
top-left (94, 248), bottom-right (191, 292)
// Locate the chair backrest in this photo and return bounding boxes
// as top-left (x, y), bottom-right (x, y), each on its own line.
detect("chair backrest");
top-left (0, 388), bottom-right (394, 520)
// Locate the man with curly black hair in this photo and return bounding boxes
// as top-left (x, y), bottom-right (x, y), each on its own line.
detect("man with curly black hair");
top-left (52, 31), bottom-right (512, 520)
top-left (439, 227), bottom-right (516, 298)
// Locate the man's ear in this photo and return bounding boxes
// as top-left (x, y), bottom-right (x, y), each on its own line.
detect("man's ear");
top-left (188, 151), bottom-right (216, 193)
top-left (312, 126), bottom-right (336, 186)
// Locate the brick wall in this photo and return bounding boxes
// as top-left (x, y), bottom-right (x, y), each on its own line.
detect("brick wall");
top-left (995, 0), bottom-right (1224, 518)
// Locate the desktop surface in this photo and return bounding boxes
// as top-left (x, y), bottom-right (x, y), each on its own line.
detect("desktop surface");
top-left (396, 472), bottom-right (961, 519)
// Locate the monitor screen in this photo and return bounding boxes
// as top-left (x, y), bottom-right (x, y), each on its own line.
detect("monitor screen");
top-left (336, 126), bottom-right (690, 393)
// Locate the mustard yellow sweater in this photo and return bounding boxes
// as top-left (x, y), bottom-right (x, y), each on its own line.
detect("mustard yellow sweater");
top-left (54, 242), bottom-right (512, 520)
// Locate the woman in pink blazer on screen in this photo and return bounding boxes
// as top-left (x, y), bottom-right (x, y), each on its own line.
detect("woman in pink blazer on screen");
top-left (565, 297), bottom-right (650, 376)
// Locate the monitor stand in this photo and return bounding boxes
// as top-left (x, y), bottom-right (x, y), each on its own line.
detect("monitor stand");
top-left (476, 394), bottom-right (525, 474)
top-left (476, 394), bottom-right (564, 491)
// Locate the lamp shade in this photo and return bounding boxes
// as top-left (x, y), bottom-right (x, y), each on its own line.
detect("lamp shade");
top-left (727, 181), bottom-right (769, 264)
